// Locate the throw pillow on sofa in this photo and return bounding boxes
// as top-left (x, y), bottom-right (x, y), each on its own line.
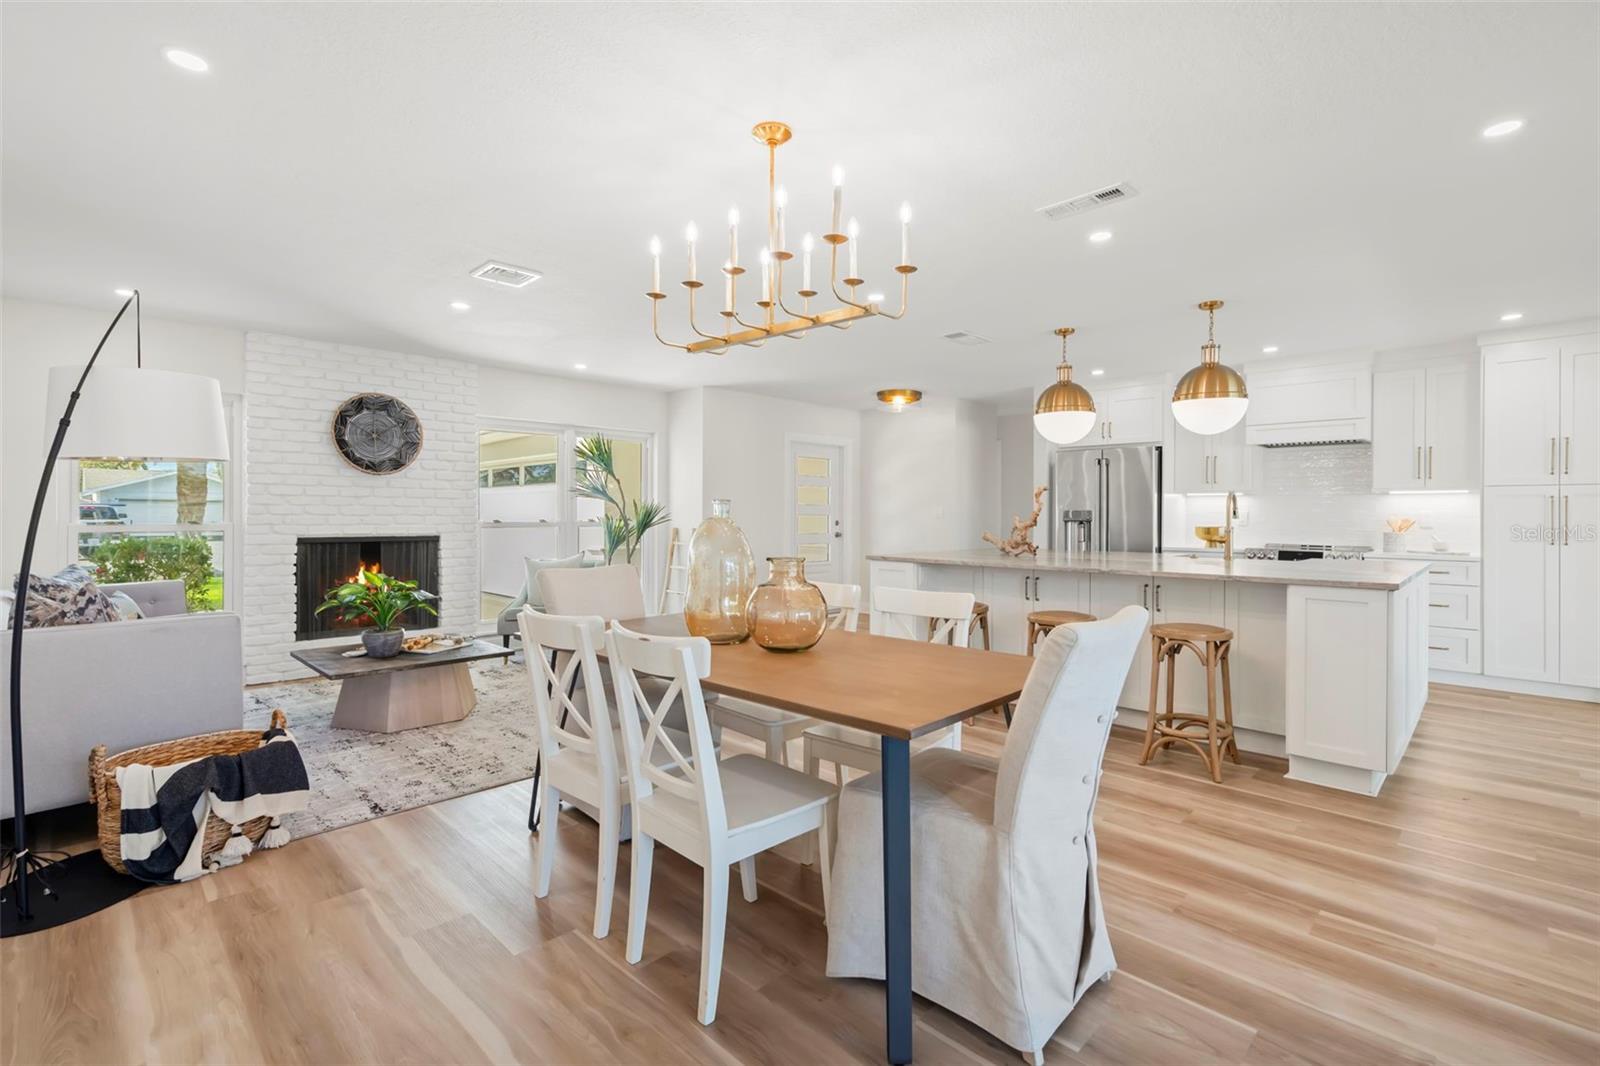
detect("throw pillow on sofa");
top-left (8, 563), bottom-right (117, 628)
top-left (522, 553), bottom-right (589, 612)
top-left (105, 590), bottom-right (146, 621)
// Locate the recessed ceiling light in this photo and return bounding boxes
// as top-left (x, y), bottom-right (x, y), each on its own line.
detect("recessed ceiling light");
top-left (1482, 119), bottom-right (1523, 138)
top-left (866, 292), bottom-right (886, 303)
top-left (114, 288), bottom-right (134, 298)
top-left (1089, 368), bottom-right (1105, 376)
top-left (1088, 230), bottom-right (1113, 243)
top-left (1261, 346), bottom-right (1279, 354)
top-left (1499, 311), bottom-right (1524, 322)
top-left (449, 301), bottom-right (471, 312)
top-left (163, 48), bottom-right (209, 73)
top-left (573, 363), bottom-right (588, 371)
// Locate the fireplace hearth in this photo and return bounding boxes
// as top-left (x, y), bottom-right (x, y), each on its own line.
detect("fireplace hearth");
top-left (295, 535), bottom-right (440, 641)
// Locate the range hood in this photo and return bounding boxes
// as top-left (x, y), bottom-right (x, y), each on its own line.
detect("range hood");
top-left (1244, 358), bottom-right (1372, 446)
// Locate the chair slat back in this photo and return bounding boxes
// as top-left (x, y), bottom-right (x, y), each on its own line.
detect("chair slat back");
top-left (812, 580), bottom-right (862, 632)
top-left (606, 623), bottom-right (727, 837)
top-left (518, 608), bottom-right (614, 773)
top-left (872, 585), bottom-right (975, 647)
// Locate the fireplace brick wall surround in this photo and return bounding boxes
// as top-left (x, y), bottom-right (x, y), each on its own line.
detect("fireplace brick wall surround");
top-left (243, 333), bottom-right (479, 682)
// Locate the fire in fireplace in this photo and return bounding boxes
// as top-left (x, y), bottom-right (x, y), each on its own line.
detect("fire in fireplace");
top-left (294, 535), bottom-right (440, 641)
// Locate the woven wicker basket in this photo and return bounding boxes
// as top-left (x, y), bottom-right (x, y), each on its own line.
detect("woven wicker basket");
top-left (88, 709), bottom-right (288, 874)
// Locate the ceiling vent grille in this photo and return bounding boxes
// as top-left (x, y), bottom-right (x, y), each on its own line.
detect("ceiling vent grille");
top-left (1036, 182), bottom-right (1140, 221)
top-left (942, 330), bottom-right (991, 346)
top-left (470, 260), bottom-right (543, 288)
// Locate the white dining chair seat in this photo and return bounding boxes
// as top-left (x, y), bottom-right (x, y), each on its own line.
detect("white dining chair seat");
top-left (638, 753), bottom-right (836, 838)
top-left (546, 723), bottom-right (695, 793)
top-left (710, 696), bottom-right (813, 765)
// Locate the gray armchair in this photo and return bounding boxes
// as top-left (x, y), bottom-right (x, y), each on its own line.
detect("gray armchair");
top-left (495, 552), bottom-right (604, 645)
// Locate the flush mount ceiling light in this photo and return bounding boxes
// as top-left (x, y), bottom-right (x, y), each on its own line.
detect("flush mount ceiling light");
top-left (1482, 118), bottom-right (1524, 138)
top-left (647, 121), bottom-right (916, 355)
top-left (1033, 327), bottom-right (1097, 444)
top-left (876, 388), bottom-right (922, 413)
top-left (1500, 311), bottom-right (1524, 322)
top-left (1088, 230), bottom-right (1113, 243)
top-left (1172, 300), bottom-right (1249, 435)
top-left (163, 48), bottom-right (209, 73)
top-left (449, 301), bottom-right (471, 312)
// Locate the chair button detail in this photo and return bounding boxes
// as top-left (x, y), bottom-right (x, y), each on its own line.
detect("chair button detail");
top-left (1138, 621), bottom-right (1239, 783)
top-left (1081, 774), bottom-right (1091, 785)
top-left (1071, 835), bottom-right (1081, 845)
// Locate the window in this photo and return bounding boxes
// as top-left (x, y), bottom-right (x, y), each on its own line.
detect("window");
top-left (477, 423), bottom-right (655, 623)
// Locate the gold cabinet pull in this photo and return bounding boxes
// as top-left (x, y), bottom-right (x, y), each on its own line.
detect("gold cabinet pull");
top-left (1550, 437), bottom-right (1557, 476)
top-left (1550, 495), bottom-right (1557, 544)
top-left (1427, 445), bottom-right (1434, 480)
top-left (1414, 445), bottom-right (1421, 480)
top-left (1428, 645), bottom-right (1450, 652)
top-left (1562, 495), bottom-right (1570, 546)
top-left (1564, 436), bottom-right (1572, 475)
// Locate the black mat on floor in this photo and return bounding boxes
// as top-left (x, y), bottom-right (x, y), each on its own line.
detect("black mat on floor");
top-left (2, 850), bottom-right (146, 937)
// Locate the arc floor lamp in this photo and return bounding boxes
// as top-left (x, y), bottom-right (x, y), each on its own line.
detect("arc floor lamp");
top-left (4, 290), bottom-right (229, 926)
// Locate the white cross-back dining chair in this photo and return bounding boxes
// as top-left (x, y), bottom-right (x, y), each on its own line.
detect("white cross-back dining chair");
top-left (802, 586), bottom-right (974, 788)
top-left (812, 580), bottom-right (862, 633)
top-left (606, 622), bottom-right (837, 1026)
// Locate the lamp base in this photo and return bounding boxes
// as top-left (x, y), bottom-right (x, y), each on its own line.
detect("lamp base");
top-left (1, 847), bottom-right (145, 937)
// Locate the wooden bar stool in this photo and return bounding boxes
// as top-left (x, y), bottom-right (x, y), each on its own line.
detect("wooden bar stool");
top-left (930, 600), bottom-right (991, 649)
top-left (1027, 609), bottom-right (1095, 655)
top-left (1138, 622), bottom-right (1240, 783)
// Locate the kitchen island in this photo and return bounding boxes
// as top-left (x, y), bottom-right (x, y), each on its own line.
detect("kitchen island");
top-left (866, 549), bottom-right (1433, 795)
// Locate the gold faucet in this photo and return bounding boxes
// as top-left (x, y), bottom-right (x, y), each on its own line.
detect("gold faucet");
top-left (1223, 492), bottom-right (1239, 563)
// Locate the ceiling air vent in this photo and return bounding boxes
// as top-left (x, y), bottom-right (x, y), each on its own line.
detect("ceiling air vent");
top-left (470, 260), bottom-right (543, 288)
top-left (1036, 182), bottom-right (1140, 221)
top-left (943, 330), bottom-right (990, 346)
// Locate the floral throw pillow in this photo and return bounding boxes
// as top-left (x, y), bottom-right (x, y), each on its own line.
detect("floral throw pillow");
top-left (10, 564), bottom-right (117, 628)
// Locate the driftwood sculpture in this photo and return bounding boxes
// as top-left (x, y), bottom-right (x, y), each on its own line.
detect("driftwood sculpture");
top-left (982, 485), bottom-right (1047, 557)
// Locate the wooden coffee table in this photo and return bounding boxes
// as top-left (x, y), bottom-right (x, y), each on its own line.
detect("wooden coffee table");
top-left (291, 639), bottom-right (515, 733)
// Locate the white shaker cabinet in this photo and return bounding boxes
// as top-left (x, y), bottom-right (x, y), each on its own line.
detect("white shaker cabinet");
top-left (1558, 485), bottom-right (1598, 689)
top-left (1483, 487), bottom-right (1562, 682)
top-left (1482, 339), bottom-right (1563, 486)
top-left (1559, 341), bottom-right (1600, 485)
top-left (1371, 359), bottom-right (1477, 492)
top-left (1174, 420), bottom-right (1250, 493)
top-left (1092, 383), bottom-right (1165, 445)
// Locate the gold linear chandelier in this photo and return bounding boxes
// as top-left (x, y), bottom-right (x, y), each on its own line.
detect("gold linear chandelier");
top-left (646, 121), bottom-right (916, 354)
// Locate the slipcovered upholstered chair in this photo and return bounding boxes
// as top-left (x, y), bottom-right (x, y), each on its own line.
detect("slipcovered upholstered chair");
top-left (495, 552), bottom-right (600, 645)
top-left (825, 605), bottom-right (1149, 1065)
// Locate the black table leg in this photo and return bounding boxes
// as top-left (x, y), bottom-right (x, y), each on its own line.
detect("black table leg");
top-left (880, 736), bottom-right (912, 1063)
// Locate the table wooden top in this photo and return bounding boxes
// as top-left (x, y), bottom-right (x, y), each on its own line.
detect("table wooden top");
top-left (614, 615), bottom-right (1034, 740)
top-left (291, 638), bottom-right (513, 680)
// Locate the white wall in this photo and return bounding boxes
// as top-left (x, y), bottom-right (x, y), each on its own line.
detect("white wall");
top-left (1, 297), bottom-right (245, 580)
top-left (862, 398), bottom-right (1001, 588)
top-left (666, 387), bottom-right (704, 550)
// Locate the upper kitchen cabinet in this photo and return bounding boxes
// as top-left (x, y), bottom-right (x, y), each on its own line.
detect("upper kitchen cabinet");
top-left (1371, 357), bottom-right (1478, 491)
top-left (1244, 359), bottom-right (1372, 446)
top-left (1173, 418), bottom-right (1251, 493)
top-left (1091, 382), bottom-right (1164, 445)
top-left (1482, 333), bottom-right (1597, 486)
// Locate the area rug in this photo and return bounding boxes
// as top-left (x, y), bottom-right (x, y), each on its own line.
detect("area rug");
top-left (243, 659), bottom-right (536, 838)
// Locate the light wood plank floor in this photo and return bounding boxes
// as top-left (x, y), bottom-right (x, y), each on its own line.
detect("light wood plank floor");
top-left (3, 683), bottom-right (1598, 1065)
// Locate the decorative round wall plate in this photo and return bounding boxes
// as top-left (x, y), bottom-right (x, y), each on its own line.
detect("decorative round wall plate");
top-left (331, 393), bottom-right (423, 474)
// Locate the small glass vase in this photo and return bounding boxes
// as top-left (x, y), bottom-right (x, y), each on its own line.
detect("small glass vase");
top-left (747, 557), bottom-right (829, 653)
top-left (684, 499), bottom-right (757, 644)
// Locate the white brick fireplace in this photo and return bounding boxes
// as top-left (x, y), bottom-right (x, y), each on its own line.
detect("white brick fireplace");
top-left (242, 333), bottom-right (479, 682)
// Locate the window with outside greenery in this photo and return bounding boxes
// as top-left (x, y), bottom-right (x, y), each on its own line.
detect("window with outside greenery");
top-left (70, 455), bottom-right (232, 612)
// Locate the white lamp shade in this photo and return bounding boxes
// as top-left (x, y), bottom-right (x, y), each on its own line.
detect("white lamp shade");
top-left (46, 365), bottom-right (229, 460)
top-left (1033, 408), bottom-right (1097, 445)
top-left (1171, 396), bottom-right (1248, 436)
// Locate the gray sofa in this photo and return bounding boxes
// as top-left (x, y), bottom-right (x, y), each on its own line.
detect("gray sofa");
top-left (0, 580), bottom-right (243, 818)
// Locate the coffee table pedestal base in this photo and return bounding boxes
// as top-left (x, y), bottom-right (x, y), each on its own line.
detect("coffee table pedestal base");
top-left (331, 662), bottom-right (477, 733)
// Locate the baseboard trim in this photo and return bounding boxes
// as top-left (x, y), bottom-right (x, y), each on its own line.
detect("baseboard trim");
top-left (1431, 671), bottom-right (1600, 704)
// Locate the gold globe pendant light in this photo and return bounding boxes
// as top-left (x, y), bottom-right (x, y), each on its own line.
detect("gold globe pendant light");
top-left (1172, 300), bottom-right (1249, 435)
top-left (1033, 327), bottom-right (1097, 444)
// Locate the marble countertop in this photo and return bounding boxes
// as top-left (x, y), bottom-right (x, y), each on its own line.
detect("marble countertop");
top-left (867, 549), bottom-right (1433, 591)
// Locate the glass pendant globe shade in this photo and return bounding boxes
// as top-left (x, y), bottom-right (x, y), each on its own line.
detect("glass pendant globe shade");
top-left (1033, 408), bottom-right (1097, 445)
top-left (1171, 396), bottom-right (1248, 436)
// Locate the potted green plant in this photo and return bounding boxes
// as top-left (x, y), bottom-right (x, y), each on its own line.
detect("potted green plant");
top-left (315, 568), bottom-right (438, 658)
top-left (572, 435), bottom-right (670, 564)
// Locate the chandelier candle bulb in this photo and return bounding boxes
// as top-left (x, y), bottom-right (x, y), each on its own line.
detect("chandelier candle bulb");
top-left (686, 222), bottom-right (699, 282)
top-left (776, 187), bottom-right (788, 253)
top-left (650, 236), bottom-right (662, 293)
top-left (831, 166), bottom-right (844, 233)
top-left (728, 207), bottom-right (739, 269)
top-left (847, 217), bottom-right (860, 279)
top-left (899, 203), bottom-right (911, 266)
top-left (760, 248), bottom-right (772, 303)
top-left (802, 233), bottom-right (814, 291)
top-left (724, 261), bottom-right (734, 311)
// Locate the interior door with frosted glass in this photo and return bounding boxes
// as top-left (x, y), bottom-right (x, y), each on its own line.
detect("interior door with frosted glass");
top-left (790, 442), bottom-right (843, 584)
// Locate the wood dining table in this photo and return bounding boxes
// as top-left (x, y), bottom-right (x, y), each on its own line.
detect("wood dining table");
top-left (617, 614), bottom-right (1034, 1064)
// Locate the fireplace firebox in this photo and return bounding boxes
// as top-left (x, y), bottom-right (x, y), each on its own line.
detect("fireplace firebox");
top-left (294, 535), bottom-right (440, 641)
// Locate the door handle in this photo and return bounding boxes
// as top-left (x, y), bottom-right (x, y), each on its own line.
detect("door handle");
top-left (1562, 495), bottom-right (1569, 546)
top-left (1427, 445), bottom-right (1434, 480)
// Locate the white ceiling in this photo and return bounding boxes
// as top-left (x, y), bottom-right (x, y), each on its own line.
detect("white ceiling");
top-left (3, 3), bottom-right (1596, 410)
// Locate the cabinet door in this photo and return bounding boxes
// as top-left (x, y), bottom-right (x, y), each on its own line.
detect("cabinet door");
top-left (1099, 385), bottom-right (1164, 445)
top-left (1482, 487), bottom-right (1560, 681)
top-left (1171, 423), bottom-right (1211, 493)
top-left (1560, 341), bottom-right (1600, 485)
top-left (1424, 362), bottom-right (1477, 490)
top-left (1209, 420), bottom-right (1250, 492)
top-left (1153, 578), bottom-right (1228, 719)
top-left (1089, 574), bottom-right (1154, 711)
top-left (1483, 341), bottom-right (1560, 486)
top-left (1558, 485), bottom-right (1598, 688)
top-left (1372, 369), bottom-right (1426, 491)
top-left (1224, 582), bottom-right (1290, 734)
top-left (982, 568), bottom-right (1038, 656)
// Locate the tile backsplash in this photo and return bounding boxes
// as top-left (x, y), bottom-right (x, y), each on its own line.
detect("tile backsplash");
top-left (1168, 443), bottom-right (1481, 554)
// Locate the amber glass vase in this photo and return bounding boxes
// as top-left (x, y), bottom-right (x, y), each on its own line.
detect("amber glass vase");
top-left (684, 499), bottom-right (757, 644)
top-left (746, 557), bottom-right (828, 653)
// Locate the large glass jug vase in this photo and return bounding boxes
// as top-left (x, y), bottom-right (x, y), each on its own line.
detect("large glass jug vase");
top-left (684, 499), bottom-right (757, 644)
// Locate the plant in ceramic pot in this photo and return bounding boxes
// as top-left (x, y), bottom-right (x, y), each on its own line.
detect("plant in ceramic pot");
top-left (315, 568), bottom-right (437, 658)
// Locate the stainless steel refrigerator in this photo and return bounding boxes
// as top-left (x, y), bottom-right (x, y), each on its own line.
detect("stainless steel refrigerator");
top-left (1050, 445), bottom-right (1162, 553)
